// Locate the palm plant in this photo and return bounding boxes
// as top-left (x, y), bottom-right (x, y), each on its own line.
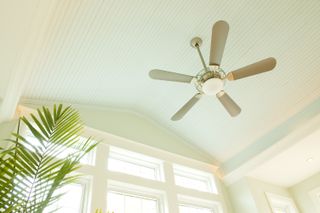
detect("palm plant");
top-left (0, 104), bottom-right (97, 213)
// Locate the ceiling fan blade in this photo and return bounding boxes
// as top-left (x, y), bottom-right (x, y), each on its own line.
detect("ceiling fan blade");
top-left (209, 20), bottom-right (229, 66)
top-left (171, 93), bottom-right (202, 121)
top-left (149, 69), bottom-right (193, 83)
top-left (227, 57), bottom-right (276, 81)
top-left (216, 91), bottom-right (241, 117)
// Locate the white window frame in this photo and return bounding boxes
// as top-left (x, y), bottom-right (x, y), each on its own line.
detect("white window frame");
top-left (173, 164), bottom-right (217, 194)
top-left (178, 195), bottom-right (223, 213)
top-left (107, 180), bottom-right (166, 213)
top-left (77, 135), bottom-right (97, 166)
top-left (108, 146), bottom-right (164, 181)
top-left (14, 107), bottom-right (230, 213)
top-left (44, 177), bottom-right (91, 213)
top-left (86, 126), bottom-right (227, 212)
top-left (265, 192), bottom-right (299, 213)
top-left (78, 177), bottom-right (92, 213)
top-left (309, 186), bottom-right (320, 212)
top-left (19, 123), bottom-right (97, 165)
top-left (11, 120), bottom-right (94, 212)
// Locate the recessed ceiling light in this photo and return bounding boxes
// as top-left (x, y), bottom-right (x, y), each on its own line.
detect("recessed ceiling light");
top-left (306, 158), bottom-right (314, 163)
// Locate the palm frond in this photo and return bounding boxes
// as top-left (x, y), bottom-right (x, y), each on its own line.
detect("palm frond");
top-left (0, 104), bottom-right (98, 213)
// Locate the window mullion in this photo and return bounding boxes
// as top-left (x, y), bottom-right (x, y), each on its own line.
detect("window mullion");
top-left (90, 143), bottom-right (109, 212)
top-left (163, 161), bottom-right (179, 213)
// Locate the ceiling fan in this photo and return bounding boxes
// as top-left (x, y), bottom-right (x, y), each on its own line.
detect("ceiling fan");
top-left (149, 20), bottom-right (276, 121)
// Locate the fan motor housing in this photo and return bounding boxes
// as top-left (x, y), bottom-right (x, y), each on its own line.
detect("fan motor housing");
top-left (194, 67), bottom-right (226, 95)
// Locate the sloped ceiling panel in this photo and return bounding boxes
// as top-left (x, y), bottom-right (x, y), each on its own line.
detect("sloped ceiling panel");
top-left (0, 0), bottom-right (41, 98)
top-left (2, 0), bottom-right (320, 162)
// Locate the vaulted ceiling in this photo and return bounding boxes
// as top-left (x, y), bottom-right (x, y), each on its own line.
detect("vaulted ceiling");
top-left (1, 0), bottom-right (320, 175)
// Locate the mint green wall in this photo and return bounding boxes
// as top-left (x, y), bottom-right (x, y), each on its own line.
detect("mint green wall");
top-left (0, 120), bottom-right (17, 148)
top-left (228, 177), bottom-right (294, 213)
top-left (21, 103), bottom-right (217, 164)
top-left (227, 178), bottom-right (259, 213)
top-left (290, 172), bottom-right (320, 213)
top-left (247, 178), bottom-right (292, 213)
top-left (218, 180), bottom-right (235, 213)
top-left (71, 106), bottom-right (217, 164)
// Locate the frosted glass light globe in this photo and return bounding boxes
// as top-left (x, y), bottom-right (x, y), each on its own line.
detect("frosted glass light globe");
top-left (202, 78), bottom-right (224, 95)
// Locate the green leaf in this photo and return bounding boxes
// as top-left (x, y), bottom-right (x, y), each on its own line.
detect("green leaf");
top-left (0, 104), bottom-right (98, 212)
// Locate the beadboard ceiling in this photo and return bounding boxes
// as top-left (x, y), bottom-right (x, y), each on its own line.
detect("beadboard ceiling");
top-left (1, 0), bottom-right (320, 164)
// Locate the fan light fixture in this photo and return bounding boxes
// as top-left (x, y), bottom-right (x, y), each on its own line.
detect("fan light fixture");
top-left (202, 78), bottom-right (224, 96)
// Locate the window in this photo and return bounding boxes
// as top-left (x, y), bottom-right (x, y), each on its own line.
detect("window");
top-left (265, 193), bottom-right (298, 213)
top-left (44, 183), bottom-right (87, 213)
top-left (17, 108), bottom-right (227, 213)
top-left (273, 207), bottom-right (289, 213)
top-left (108, 147), bottom-right (163, 181)
top-left (309, 187), bottom-right (320, 212)
top-left (23, 127), bottom-right (96, 165)
top-left (173, 164), bottom-right (217, 194)
top-left (107, 191), bottom-right (159, 213)
top-left (179, 204), bottom-right (214, 213)
top-left (178, 195), bottom-right (222, 213)
top-left (12, 176), bottom-right (88, 213)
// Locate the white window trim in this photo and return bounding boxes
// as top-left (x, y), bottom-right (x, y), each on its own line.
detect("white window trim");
top-left (78, 177), bottom-right (92, 213)
top-left (14, 106), bottom-right (230, 213)
top-left (178, 194), bottom-right (223, 213)
top-left (309, 186), bottom-right (320, 212)
top-left (45, 177), bottom-right (91, 213)
top-left (107, 180), bottom-right (167, 213)
top-left (19, 123), bottom-right (97, 165)
top-left (265, 192), bottom-right (299, 213)
top-left (108, 146), bottom-right (165, 181)
top-left (84, 126), bottom-right (227, 213)
top-left (173, 164), bottom-right (218, 194)
top-left (13, 120), bottom-right (94, 212)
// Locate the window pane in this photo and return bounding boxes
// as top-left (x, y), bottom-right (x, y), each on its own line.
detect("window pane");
top-left (107, 147), bottom-right (163, 181)
top-left (107, 193), bottom-right (125, 213)
top-left (266, 193), bottom-right (298, 213)
top-left (174, 165), bottom-right (217, 193)
top-left (24, 132), bottom-right (95, 165)
top-left (107, 192), bottom-right (158, 213)
top-left (274, 210), bottom-right (286, 213)
top-left (142, 199), bottom-right (158, 213)
top-left (179, 205), bottom-right (214, 213)
top-left (44, 183), bottom-right (85, 213)
top-left (273, 206), bottom-right (289, 213)
top-left (125, 196), bottom-right (141, 213)
top-left (108, 158), bottom-right (156, 180)
top-left (175, 174), bottom-right (210, 192)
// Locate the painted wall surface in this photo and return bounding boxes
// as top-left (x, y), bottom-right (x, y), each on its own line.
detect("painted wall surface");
top-left (290, 172), bottom-right (320, 213)
top-left (228, 177), bottom-right (295, 213)
top-left (219, 181), bottom-right (235, 213)
top-left (247, 177), bottom-right (292, 213)
top-left (22, 103), bottom-right (217, 164)
top-left (0, 120), bottom-right (17, 148)
top-left (227, 178), bottom-right (259, 213)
